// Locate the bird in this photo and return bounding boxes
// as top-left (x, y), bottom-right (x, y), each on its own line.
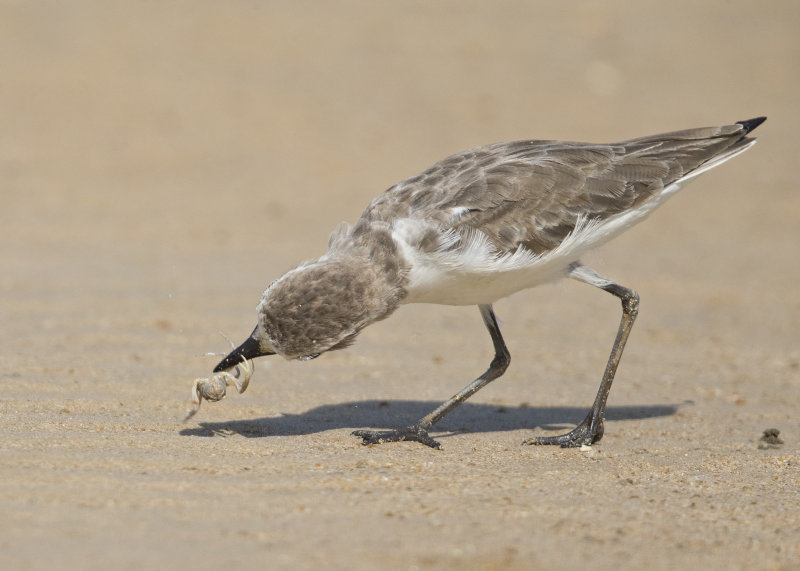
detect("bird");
top-left (212, 117), bottom-right (765, 449)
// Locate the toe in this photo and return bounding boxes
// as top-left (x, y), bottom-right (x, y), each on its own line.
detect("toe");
top-left (351, 428), bottom-right (442, 449)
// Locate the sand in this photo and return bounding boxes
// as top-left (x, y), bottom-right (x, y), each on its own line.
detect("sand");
top-left (1, 2), bottom-right (798, 569)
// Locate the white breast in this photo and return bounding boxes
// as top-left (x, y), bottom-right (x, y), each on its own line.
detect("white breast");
top-left (391, 178), bottom-right (687, 306)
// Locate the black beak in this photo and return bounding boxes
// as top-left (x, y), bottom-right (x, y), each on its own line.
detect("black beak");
top-left (213, 328), bottom-right (275, 372)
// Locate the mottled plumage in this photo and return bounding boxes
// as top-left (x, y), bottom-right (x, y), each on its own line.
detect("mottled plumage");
top-left (210, 117), bottom-right (765, 449)
top-left (364, 122), bottom-right (751, 252)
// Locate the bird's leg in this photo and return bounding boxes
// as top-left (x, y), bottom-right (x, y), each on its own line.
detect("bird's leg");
top-left (353, 304), bottom-right (511, 449)
top-left (525, 263), bottom-right (639, 447)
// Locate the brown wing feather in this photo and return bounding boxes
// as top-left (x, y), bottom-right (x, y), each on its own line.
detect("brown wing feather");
top-left (361, 121), bottom-right (756, 255)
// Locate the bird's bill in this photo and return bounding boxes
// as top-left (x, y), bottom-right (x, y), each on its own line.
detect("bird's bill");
top-left (213, 328), bottom-right (275, 372)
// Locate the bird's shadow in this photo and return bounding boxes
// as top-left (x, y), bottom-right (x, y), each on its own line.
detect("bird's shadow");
top-left (180, 399), bottom-right (683, 440)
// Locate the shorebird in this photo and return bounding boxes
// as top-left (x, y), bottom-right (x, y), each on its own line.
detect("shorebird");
top-left (209, 117), bottom-right (765, 449)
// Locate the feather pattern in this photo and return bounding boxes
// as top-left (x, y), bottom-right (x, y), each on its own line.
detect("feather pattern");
top-left (350, 120), bottom-right (760, 304)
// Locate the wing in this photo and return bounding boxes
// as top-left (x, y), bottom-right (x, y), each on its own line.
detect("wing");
top-left (360, 119), bottom-right (761, 255)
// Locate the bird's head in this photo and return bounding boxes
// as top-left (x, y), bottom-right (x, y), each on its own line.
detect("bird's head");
top-left (214, 257), bottom-right (403, 372)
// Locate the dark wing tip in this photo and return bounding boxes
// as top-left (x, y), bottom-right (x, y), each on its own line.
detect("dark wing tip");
top-left (736, 117), bottom-right (767, 134)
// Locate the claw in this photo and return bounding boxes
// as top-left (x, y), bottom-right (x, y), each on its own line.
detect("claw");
top-left (183, 356), bottom-right (254, 422)
top-left (522, 413), bottom-right (603, 448)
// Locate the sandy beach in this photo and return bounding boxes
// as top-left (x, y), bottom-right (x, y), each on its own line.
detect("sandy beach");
top-left (1, 2), bottom-right (798, 569)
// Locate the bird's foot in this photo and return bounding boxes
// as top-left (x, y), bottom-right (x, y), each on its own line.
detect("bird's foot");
top-left (352, 425), bottom-right (441, 449)
top-left (522, 414), bottom-right (604, 448)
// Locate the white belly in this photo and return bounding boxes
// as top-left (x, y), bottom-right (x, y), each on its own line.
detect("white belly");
top-left (393, 180), bottom-right (684, 306)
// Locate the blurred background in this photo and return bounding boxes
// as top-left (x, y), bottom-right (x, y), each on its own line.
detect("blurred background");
top-left (2, 0), bottom-right (797, 391)
top-left (1, 2), bottom-right (798, 569)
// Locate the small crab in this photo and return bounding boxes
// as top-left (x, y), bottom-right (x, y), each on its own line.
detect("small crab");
top-left (183, 357), bottom-right (254, 421)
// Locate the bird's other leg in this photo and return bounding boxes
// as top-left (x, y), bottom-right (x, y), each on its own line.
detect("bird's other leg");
top-left (525, 263), bottom-right (639, 448)
top-left (353, 304), bottom-right (511, 449)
